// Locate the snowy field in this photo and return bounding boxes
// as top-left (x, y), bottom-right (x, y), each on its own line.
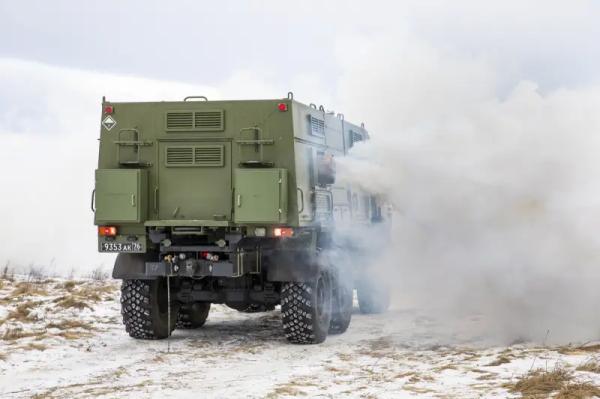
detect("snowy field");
top-left (1, 276), bottom-right (600, 398)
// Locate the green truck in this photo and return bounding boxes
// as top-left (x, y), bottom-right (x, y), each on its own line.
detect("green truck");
top-left (93, 93), bottom-right (390, 344)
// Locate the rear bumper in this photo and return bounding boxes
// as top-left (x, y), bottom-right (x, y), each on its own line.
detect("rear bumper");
top-left (112, 249), bottom-right (322, 282)
top-left (144, 219), bottom-right (231, 227)
top-left (145, 252), bottom-right (259, 278)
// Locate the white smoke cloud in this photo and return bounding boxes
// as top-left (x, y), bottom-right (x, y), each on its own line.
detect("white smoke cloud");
top-left (335, 30), bottom-right (600, 344)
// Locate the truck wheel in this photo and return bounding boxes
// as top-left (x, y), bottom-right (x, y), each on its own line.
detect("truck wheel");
top-left (121, 278), bottom-right (178, 339)
top-left (281, 272), bottom-right (332, 344)
top-left (357, 279), bottom-right (390, 314)
top-left (176, 302), bottom-right (210, 329)
top-left (329, 275), bottom-right (353, 334)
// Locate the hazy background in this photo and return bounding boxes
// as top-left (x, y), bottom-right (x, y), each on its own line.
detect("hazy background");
top-left (1, 0), bottom-right (600, 342)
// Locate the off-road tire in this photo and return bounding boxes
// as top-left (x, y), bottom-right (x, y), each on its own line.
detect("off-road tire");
top-left (281, 272), bottom-right (332, 344)
top-left (176, 302), bottom-right (211, 329)
top-left (329, 275), bottom-right (353, 334)
top-left (121, 279), bottom-right (178, 339)
top-left (357, 279), bottom-right (390, 314)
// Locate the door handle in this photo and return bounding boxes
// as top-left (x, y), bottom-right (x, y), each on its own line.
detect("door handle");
top-left (297, 187), bottom-right (304, 213)
top-left (154, 187), bottom-right (159, 214)
top-left (237, 194), bottom-right (242, 207)
top-left (91, 189), bottom-right (96, 212)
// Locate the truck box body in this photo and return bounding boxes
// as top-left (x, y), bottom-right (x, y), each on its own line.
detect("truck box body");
top-left (95, 98), bottom-right (370, 253)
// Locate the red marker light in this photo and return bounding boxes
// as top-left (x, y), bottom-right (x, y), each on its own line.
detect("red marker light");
top-left (98, 226), bottom-right (118, 236)
top-left (274, 227), bottom-right (294, 237)
top-left (277, 103), bottom-right (288, 112)
top-left (103, 105), bottom-right (114, 114)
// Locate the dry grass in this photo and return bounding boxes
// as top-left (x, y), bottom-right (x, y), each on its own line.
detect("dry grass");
top-left (2, 327), bottom-right (47, 341)
top-left (56, 331), bottom-right (93, 340)
top-left (46, 319), bottom-right (95, 331)
top-left (52, 283), bottom-right (114, 310)
top-left (486, 355), bottom-right (512, 366)
top-left (476, 372), bottom-right (499, 381)
top-left (506, 366), bottom-right (575, 398)
top-left (576, 360), bottom-right (600, 374)
top-left (0, 352), bottom-right (6, 361)
top-left (555, 382), bottom-right (600, 399)
top-left (11, 282), bottom-right (49, 297)
top-left (76, 286), bottom-right (103, 301)
top-left (53, 295), bottom-right (92, 310)
top-left (1, 263), bottom-right (14, 281)
top-left (559, 344), bottom-right (600, 356)
top-left (23, 342), bottom-right (47, 351)
top-left (434, 364), bottom-right (458, 372)
top-left (324, 365), bottom-right (351, 375)
top-left (266, 384), bottom-right (307, 398)
top-left (402, 385), bottom-right (436, 394)
top-left (337, 352), bottom-right (354, 362)
top-left (61, 280), bottom-right (77, 291)
top-left (112, 366), bottom-right (128, 378)
top-left (405, 373), bottom-right (435, 384)
top-left (395, 371), bottom-right (416, 379)
top-left (4, 300), bottom-right (41, 322)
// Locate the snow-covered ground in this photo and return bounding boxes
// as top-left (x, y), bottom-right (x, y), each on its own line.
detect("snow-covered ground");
top-left (1, 277), bottom-right (600, 398)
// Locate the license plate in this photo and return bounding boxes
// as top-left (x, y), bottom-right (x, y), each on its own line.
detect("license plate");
top-left (100, 242), bottom-right (143, 253)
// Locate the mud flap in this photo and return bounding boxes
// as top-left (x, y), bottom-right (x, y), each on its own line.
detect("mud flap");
top-left (113, 252), bottom-right (158, 280)
top-left (266, 250), bottom-right (321, 282)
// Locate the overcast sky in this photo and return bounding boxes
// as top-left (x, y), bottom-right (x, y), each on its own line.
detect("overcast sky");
top-left (1, 0), bottom-right (599, 275)
top-left (2, 0), bottom-right (600, 95)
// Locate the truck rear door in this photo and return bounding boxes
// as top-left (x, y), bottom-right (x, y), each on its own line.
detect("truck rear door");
top-left (157, 141), bottom-right (232, 221)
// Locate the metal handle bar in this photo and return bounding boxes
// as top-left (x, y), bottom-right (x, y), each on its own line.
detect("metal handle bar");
top-left (297, 187), bottom-right (305, 213)
top-left (153, 187), bottom-right (159, 214)
top-left (183, 96), bottom-right (208, 101)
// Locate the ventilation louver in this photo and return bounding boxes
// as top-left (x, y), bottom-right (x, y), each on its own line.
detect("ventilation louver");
top-left (166, 110), bottom-right (225, 131)
top-left (309, 115), bottom-right (325, 137)
top-left (165, 145), bottom-right (224, 167)
top-left (166, 112), bottom-right (193, 130)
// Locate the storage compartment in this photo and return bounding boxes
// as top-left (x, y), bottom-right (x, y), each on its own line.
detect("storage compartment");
top-left (95, 169), bottom-right (148, 223)
top-left (234, 168), bottom-right (287, 224)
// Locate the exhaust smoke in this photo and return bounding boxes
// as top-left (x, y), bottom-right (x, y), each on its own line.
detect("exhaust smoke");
top-left (334, 32), bottom-right (600, 345)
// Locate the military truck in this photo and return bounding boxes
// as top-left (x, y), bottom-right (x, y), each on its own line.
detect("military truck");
top-left (93, 93), bottom-right (390, 344)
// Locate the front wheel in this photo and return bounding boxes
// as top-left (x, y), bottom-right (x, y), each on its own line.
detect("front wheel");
top-left (281, 272), bottom-right (332, 344)
top-left (121, 278), bottom-right (179, 339)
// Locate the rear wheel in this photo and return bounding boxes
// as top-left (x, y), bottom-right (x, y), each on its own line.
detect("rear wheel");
top-left (357, 278), bottom-right (390, 314)
top-left (176, 302), bottom-right (211, 329)
top-left (121, 278), bottom-right (178, 339)
top-left (281, 272), bottom-right (332, 344)
top-left (329, 274), bottom-right (353, 334)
